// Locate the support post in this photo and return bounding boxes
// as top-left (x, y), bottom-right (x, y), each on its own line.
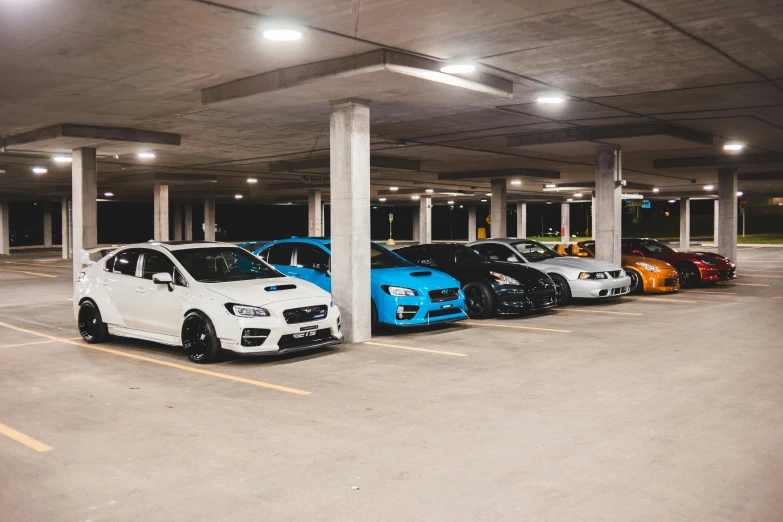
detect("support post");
top-left (43, 201), bottom-right (53, 248)
top-left (560, 203), bottom-right (570, 244)
top-left (61, 197), bottom-right (71, 259)
top-left (468, 204), bottom-right (477, 242)
top-left (594, 145), bottom-right (622, 265)
top-left (718, 168), bottom-right (738, 262)
top-left (308, 189), bottom-right (323, 237)
top-left (173, 205), bottom-right (183, 241)
top-left (184, 203), bottom-right (193, 241)
top-left (153, 183), bottom-right (169, 241)
top-left (679, 198), bottom-right (690, 251)
top-left (204, 196), bottom-right (216, 241)
top-left (713, 200), bottom-right (719, 247)
top-left (419, 197), bottom-right (432, 244)
top-left (490, 179), bottom-right (507, 238)
top-left (0, 200), bottom-right (9, 255)
top-left (329, 98), bottom-right (371, 343)
top-left (72, 147), bottom-right (98, 281)
top-left (516, 202), bottom-right (527, 238)
top-left (591, 196), bottom-right (596, 238)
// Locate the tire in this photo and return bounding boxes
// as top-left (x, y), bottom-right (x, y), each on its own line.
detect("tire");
top-left (549, 274), bottom-right (571, 306)
top-left (626, 268), bottom-right (644, 294)
top-left (676, 262), bottom-right (701, 288)
top-left (371, 300), bottom-right (379, 332)
top-left (78, 299), bottom-right (110, 343)
top-left (462, 282), bottom-right (495, 319)
top-left (181, 311), bottom-right (221, 364)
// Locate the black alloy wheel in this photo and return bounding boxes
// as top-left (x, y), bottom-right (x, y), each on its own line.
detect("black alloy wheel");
top-left (626, 269), bottom-right (643, 294)
top-left (677, 263), bottom-right (701, 288)
top-left (181, 312), bottom-right (221, 364)
top-left (463, 282), bottom-right (494, 319)
top-left (78, 300), bottom-right (110, 343)
top-left (549, 274), bottom-right (571, 306)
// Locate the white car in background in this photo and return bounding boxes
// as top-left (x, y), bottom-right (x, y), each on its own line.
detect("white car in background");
top-left (468, 238), bottom-right (631, 305)
top-left (74, 241), bottom-right (342, 363)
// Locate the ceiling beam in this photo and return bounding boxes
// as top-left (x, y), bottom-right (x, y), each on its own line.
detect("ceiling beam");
top-left (270, 155), bottom-right (420, 172)
top-left (653, 153), bottom-right (783, 169)
top-left (506, 123), bottom-right (713, 147)
top-left (2, 124), bottom-right (181, 148)
top-left (438, 168), bottom-right (560, 181)
top-left (738, 171), bottom-right (783, 181)
top-left (107, 172), bottom-right (217, 184)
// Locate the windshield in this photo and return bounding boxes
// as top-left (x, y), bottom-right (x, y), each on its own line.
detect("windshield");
top-left (430, 245), bottom-right (488, 265)
top-left (371, 243), bottom-right (412, 268)
top-left (173, 247), bottom-right (282, 283)
top-left (638, 239), bottom-right (675, 254)
top-left (511, 240), bottom-right (561, 262)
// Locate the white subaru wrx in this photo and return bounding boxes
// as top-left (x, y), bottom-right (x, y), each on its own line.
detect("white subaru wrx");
top-left (74, 241), bottom-right (342, 363)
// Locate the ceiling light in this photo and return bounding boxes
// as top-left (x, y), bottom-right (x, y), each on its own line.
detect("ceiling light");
top-left (536, 95), bottom-right (565, 104)
top-left (425, 189), bottom-right (434, 193)
top-left (510, 179), bottom-right (521, 185)
top-left (447, 200), bottom-right (455, 204)
top-left (737, 191), bottom-right (744, 196)
top-left (481, 199), bottom-right (487, 202)
top-left (234, 194), bottom-right (243, 199)
top-left (379, 198), bottom-right (387, 202)
top-left (411, 195), bottom-right (420, 200)
top-left (104, 192), bottom-right (114, 197)
top-left (137, 152), bottom-right (155, 159)
top-left (261, 19), bottom-right (304, 41)
top-left (653, 187), bottom-right (660, 193)
top-left (247, 178), bottom-right (258, 183)
top-left (389, 186), bottom-right (398, 191)
top-left (574, 193), bottom-right (583, 197)
top-left (668, 199), bottom-right (676, 203)
top-left (459, 205), bottom-right (464, 208)
top-left (546, 201), bottom-right (552, 204)
top-left (723, 142), bottom-right (743, 152)
top-left (704, 185), bottom-right (714, 190)
top-left (113, 154), bottom-right (120, 159)
top-left (545, 183), bottom-right (557, 188)
top-left (486, 192), bottom-right (492, 196)
top-left (439, 61), bottom-right (476, 74)
top-left (566, 198), bottom-right (574, 202)
top-left (53, 155), bottom-right (72, 163)
top-left (32, 166), bottom-right (47, 174)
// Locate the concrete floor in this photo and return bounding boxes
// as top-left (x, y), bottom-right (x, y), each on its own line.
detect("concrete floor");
top-left (1, 247), bottom-right (782, 521)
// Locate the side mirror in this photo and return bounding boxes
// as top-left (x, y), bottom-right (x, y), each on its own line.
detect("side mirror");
top-left (506, 255), bottom-right (519, 263)
top-left (152, 272), bottom-right (174, 291)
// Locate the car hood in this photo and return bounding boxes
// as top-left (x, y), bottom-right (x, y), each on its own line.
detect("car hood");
top-left (622, 255), bottom-right (675, 270)
top-left (685, 251), bottom-right (733, 264)
top-left (534, 257), bottom-right (622, 272)
top-left (204, 277), bottom-right (330, 305)
top-left (484, 261), bottom-right (549, 281)
top-left (372, 266), bottom-right (460, 290)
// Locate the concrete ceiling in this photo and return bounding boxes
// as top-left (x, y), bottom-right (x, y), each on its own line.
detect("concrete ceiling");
top-left (1, 0), bottom-right (782, 204)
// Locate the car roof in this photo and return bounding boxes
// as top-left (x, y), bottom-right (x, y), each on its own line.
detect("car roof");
top-left (471, 238), bottom-right (534, 245)
top-left (116, 241), bottom-right (232, 252)
top-left (263, 237), bottom-right (331, 246)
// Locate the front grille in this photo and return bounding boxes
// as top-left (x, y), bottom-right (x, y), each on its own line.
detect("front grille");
top-left (425, 308), bottom-right (462, 319)
top-left (608, 270), bottom-right (623, 278)
top-left (278, 328), bottom-right (333, 349)
top-left (664, 278), bottom-right (678, 286)
top-left (532, 295), bottom-right (555, 308)
top-left (241, 328), bottom-right (270, 347)
top-left (428, 288), bottom-right (459, 302)
top-left (718, 269), bottom-right (737, 279)
top-left (282, 305), bottom-right (328, 324)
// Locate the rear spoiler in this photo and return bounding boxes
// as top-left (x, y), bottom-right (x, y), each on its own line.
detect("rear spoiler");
top-left (80, 246), bottom-right (122, 267)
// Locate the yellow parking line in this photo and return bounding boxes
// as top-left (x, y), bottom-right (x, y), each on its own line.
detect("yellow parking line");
top-left (635, 298), bottom-right (699, 303)
top-left (0, 269), bottom-right (56, 278)
top-left (688, 290), bottom-right (737, 295)
top-left (0, 421), bottom-right (53, 453)
top-left (0, 337), bottom-right (82, 348)
top-left (3, 262), bottom-right (69, 269)
top-left (364, 341), bottom-right (467, 357)
top-left (553, 309), bottom-right (643, 316)
top-left (464, 321), bottom-right (571, 333)
top-left (0, 322), bottom-right (310, 395)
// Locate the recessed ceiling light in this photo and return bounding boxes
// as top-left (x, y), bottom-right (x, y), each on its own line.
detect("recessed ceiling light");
top-left (32, 166), bottom-right (47, 174)
top-left (480, 199), bottom-right (487, 202)
top-left (566, 198), bottom-right (574, 202)
top-left (704, 185), bottom-right (714, 190)
top-left (668, 199), bottom-right (676, 203)
top-left (536, 95), bottom-right (565, 104)
top-left (104, 192), bottom-right (114, 197)
top-left (510, 179), bottom-right (522, 185)
top-left (440, 61), bottom-right (475, 74)
top-left (379, 197), bottom-right (387, 202)
top-left (425, 189), bottom-right (434, 193)
top-left (574, 193), bottom-right (583, 197)
top-left (459, 205), bottom-right (464, 208)
top-left (137, 152), bottom-right (155, 159)
top-left (389, 186), bottom-right (398, 191)
top-left (447, 200), bottom-right (455, 204)
top-left (411, 195), bottom-right (420, 200)
top-left (545, 183), bottom-right (557, 188)
top-left (486, 192), bottom-right (492, 196)
top-left (113, 154), bottom-right (120, 159)
top-left (723, 142), bottom-right (743, 152)
top-left (653, 187), bottom-right (660, 193)
top-left (261, 20), bottom-right (303, 41)
top-left (247, 178), bottom-right (258, 183)
top-left (546, 201), bottom-right (552, 204)
top-left (234, 194), bottom-right (243, 199)
top-left (737, 191), bottom-right (744, 196)
top-left (53, 155), bottom-right (72, 163)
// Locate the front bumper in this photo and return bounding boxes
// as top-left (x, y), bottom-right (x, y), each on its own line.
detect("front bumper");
top-left (699, 265), bottom-right (737, 282)
top-left (494, 285), bottom-right (557, 314)
top-left (569, 275), bottom-right (632, 298)
top-left (643, 269), bottom-right (680, 293)
top-left (376, 292), bottom-right (468, 327)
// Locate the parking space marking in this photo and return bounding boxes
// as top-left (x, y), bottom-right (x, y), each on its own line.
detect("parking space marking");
top-left (724, 283), bottom-right (770, 287)
top-left (687, 290), bottom-right (738, 295)
top-left (0, 421), bottom-right (53, 453)
top-left (0, 269), bottom-right (57, 278)
top-left (364, 341), bottom-right (467, 357)
top-left (634, 298), bottom-right (699, 304)
top-left (0, 337), bottom-right (82, 348)
top-left (3, 262), bottom-right (69, 270)
top-left (0, 322), bottom-right (311, 395)
top-left (464, 322), bottom-right (571, 333)
top-left (738, 274), bottom-right (783, 278)
top-left (553, 309), bottom-right (643, 316)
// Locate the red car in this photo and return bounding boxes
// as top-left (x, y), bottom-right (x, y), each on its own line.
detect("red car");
top-left (621, 238), bottom-right (737, 287)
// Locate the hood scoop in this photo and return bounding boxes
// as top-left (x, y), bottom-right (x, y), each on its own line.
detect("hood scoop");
top-left (265, 284), bottom-right (297, 292)
top-left (409, 271), bottom-right (432, 277)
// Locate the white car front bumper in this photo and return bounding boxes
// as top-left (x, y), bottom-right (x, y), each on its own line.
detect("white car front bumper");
top-left (568, 275), bottom-right (632, 298)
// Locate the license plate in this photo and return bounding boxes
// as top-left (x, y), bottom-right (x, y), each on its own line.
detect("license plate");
top-left (441, 304), bottom-right (453, 309)
top-left (293, 331), bottom-right (317, 339)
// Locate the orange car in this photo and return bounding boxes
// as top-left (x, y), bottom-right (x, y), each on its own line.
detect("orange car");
top-left (572, 242), bottom-right (680, 294)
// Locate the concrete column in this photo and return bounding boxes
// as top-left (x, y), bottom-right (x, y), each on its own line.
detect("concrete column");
top-left (153, 183), bottom-right (169, 241)
top-left (718, 168), bottom-right (738, 262)
top-left (594, 145), bottom-right (622, 266)
top-left (308, 189), bottom-right (323, 237)
top-left (72, 147), bottom-right (98, 280)
top-left (679, 197), bottom-right (690, 251)
top-left (516, 202), bottom-right (526, 239)
top-left (591, 196), bottom-right (596, 238)
top-left (61, 197), bottom-right (71, 259)
top-left (467, 204), bottom-right (477, 242)
top-left (560, 203), bottom-right (570, 244)
top-left (418, 196), bottom-right (432, 244)
top-left (713, 200), bottom-right (719, 247)
top-left (204, 196), bottom-right (216, 241)
top-left (329, 98), bottom-right (371, 343)
top-left (0, 200), bottom-right (9, 255)
top-left (412, 210), bottom-right (419, 242)
top-left (184, 203), bottom-right (193, 241)
top-left (173, 205), bottom-right (183, 241)
top-left (43, 201), bottom-right (53, 248)
top-left (490, 179), bottom-right (507, 238)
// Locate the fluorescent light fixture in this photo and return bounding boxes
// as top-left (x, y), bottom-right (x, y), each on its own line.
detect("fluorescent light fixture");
top-left (137, 152), bottom-right (155, 159)
top-left (234, 194), bottom-right (243, 199)
top-left (545, 183), bottom-right (557, 188)
top-left (723, 142), bottom-right (743, 151)
top-left (104, 192), bottom-right (114, 197)
top-left (459, 205), bottom-right (464, 208)
top-left (653, 187), bottom-right (660, 193)
top-left (425, 188), bottom-right (434, 193)
top-left (379, 197), bottom-right (387, 202)
top-left (623, 193), bottom-right (644, 200)
top-left (566, 198), bottom-right (574, 202)
top-left (447, 200), bottom-right (455, 204)
top-left (113, 154), bottom-right (120, 159)
top-left (574, 193), bottom-right (583, 197)
top-left (389, 186), bottom-right (399, 191)
top-left (247, 178), bottom-right (258, 183)
top-left (704, 185), bottom-right (714, 190)
top-left (411, 195), bottom-right (420, 200)
top-left (480, 199), bottom-right (487, 202)
top-left (668, 199), bottom-right (676, 203)
top-left (536, 95), bottom-right (565, 104)
top-left (439, 61), bottom-right (476, 74)
top-left (53, 155), bottom-right (72, 163)
top-left (510, 179), bottom-right (522, 185)
top-left (737, 191), bottom-right (744, 196)
top-left (546, 202), bottom-right (552, 205)
top-left (32, 166), bottom-right (47, 174)
top-left (486, 192), bottom-right (492, 196)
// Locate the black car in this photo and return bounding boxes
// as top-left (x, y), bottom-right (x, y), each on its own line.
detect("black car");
top-left (395, 243), bottom-right (557, 318)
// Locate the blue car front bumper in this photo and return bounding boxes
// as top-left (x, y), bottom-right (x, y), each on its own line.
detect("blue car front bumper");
top-left (376, 292), bottom-right (467, 327)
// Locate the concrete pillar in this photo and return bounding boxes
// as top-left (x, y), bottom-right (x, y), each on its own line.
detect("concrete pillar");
top-left (308, 189), bottom-right (323, 237)
top-left (0, 200), bottom-right (9, 255)
top-left (43, 201), bottom-right (53, 248)
top-left (718, 168), bottom-right (738, 262)
top-left (173, 205), bottom-right (183, 241)
top-left (679, 197), bottom-right (690, 251)
top-left (490, 179), bottom-right (507, 238)
top-left (591, 196), bottom-right (596, 238)
top-left (153, 183), bottom-right (169, 241)
top-left (516, 202), bottom-right (527, 238)
top-left (61, 197), bottom-right (71, 259)
top-left (412, 210), bottom-right (419, 242)
top-left (419, 196), bottom-right (432, 244)
top-left (713, 200), bottom-right (719, 247)
top-left (560, 203), bottom-right (570, 244)
top-left (467, 204), bottom-right (477, 242)
top-left (204, 196), bottom-right (216, 241)
top-left (594, 145), bottom-right (622, 266)
top-left (72, 147), bottom-right (98, 280)
top-left (329, 98), bottom-right (371, 343)
top-left (184, 203), bottom-right (193, 241)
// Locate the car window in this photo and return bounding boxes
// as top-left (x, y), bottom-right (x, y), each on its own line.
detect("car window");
top-left (112, 249), bottom-right (140, 276)
top-left (510, 240), bottom-right (560, 262)
top-left (621, 240), bottom-right (634, 254)
top-left (266, 244), bottom-right (295, 266)
top-left (639, 239), bottom-right (675, 254)
top-left (370, 243), bottom-right (412, 268)
top-left (296, 244), bottom-right (330, 270)
top-left (104, 256), bottom-right (116, 272)
top-left (473, 244), bottom-right (514, 262)
top-left (172, 247), bottom-right (282, 283)
top-left (140, 250), bottom-right (187, 286)
top-left (397, 247), bottom-right (425, 265)
top-left (453, 245), bottom-right (487, 265)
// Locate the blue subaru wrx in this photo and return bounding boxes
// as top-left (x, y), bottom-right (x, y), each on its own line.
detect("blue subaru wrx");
top-left (252, 238), bottom-right (467, 328)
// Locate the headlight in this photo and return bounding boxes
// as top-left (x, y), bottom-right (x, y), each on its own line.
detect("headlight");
top-left (635, 262), bottom-right (660, 272)
top-left (224, 303), bottom-right (270, 317)
top-left (382, 285), bottom-right (418, 297)
top-left (490, 271), bottom-right (521, 285)
top-left (578, 272), bottom-right (607, 279)
top-left (700, 259), bottom-right (714, 266)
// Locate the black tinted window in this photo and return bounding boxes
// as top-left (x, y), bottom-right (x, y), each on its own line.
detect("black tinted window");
top-left (141, 251), bottom-right (175, 280)
top-left (113, 250), bottom-right (140, 276)
top-left (473, 244), bottom-right (513, 262)
top-left (296, 244), bottom-right (330, 270)
top-left (172, 247), bottom-right (281, 283)
top-left (266, 244), bottom-right (294, 266)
